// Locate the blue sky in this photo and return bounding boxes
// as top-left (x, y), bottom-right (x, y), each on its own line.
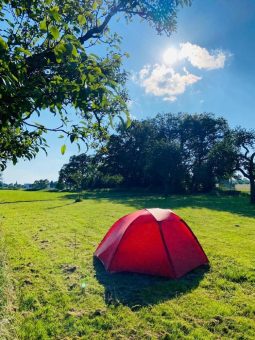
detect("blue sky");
top-left (3, 0), bottom-right (255, 183)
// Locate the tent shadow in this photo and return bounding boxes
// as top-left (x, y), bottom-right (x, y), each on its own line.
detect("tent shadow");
top-left (93, 257), bottom-right (209, 310)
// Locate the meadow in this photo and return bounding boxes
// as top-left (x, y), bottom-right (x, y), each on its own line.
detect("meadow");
top-left (0, 189), bottom-right (255, 339)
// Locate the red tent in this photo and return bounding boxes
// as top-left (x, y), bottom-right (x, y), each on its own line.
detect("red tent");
top-left (94, 208), bottom-right (208, 278)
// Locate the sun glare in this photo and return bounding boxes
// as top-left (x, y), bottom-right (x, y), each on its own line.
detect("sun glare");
top-left (163, 47), bottom-right (179, 65)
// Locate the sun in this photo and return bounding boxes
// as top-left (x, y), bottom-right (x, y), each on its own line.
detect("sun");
top-left (163, 47), bottom-right (179, 65)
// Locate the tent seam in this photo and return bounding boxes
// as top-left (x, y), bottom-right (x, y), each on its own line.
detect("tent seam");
top-left (180, 219), bottom-right (209, 263)
top-left (145, 209), bottom-right (177, 278)
top-left (157, 221), bottom-right (177, 278)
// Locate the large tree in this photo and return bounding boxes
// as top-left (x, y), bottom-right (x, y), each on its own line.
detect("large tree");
top-left (99, 113), bottom-right (233, 193)
top-left (58, 153), bottom-right (94, 190)
top-left (210, 127), bottom-right (255, 203)
top-left (231, 128), bottom-right (255, 203)
top-left (153, 113), bottom-right (230, 192)
top-left (0, 0), bottom-right (191, 170)
top-left (103, 120), bottom-right (157, 186)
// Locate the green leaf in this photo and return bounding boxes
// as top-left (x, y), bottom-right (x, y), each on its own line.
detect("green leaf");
top-left (118, 115), bottom-right (125, 128)
top-left (118, 115), bottom-right (131, 129)
top-left (94, 66), bottom-right (102, 75)
top-left (72, 45), bottom-right (78, 57)
top-left (50, 6), bottom-right (60, 21)
top-left (0, 37), bottom-right (8, 50)
top-left (15, 47), bottom-right (32, 56)
top-left (126, 113), bottom-right (132, 128)
top-left (92, 1), bottom-right (98, 10)
top-left (61, 144), bottom-right (67, 155)
top-left (78, 14), bottom-right (86, 26)
top-left (50, 26), bottom-right (60, 40)
top-left (54, 42), bottom-right (66, 61)
top-left (39, 18), bottom-right (47, 32)
top-left (15, 8), bottom-right (22, 16)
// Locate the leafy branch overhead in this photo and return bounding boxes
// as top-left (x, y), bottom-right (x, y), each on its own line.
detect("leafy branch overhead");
top-left (0, 0), bottom-right (191, 169)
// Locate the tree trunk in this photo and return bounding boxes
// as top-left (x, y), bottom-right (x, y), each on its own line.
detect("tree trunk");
top-left (250, 177), bottom-right (255, 204)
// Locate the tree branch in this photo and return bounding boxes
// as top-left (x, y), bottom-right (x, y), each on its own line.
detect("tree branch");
top-left (24, 121), bottom-right (70, 135)
top-left (251, 151), bottom-right (255, 164)
top-left (79, 5), bottom-right (119, 43)
top-left (242, 143), bottom-right (250, 159)
top-left (235, 166), bottom-right (250, 179)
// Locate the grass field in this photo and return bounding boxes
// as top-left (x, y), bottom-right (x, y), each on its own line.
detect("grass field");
top-left (235, 184), bottom-right (250, 192)
top-left (0, 189), bottom-right (255, 339)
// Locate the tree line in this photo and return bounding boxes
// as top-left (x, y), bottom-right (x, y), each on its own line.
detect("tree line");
top-left (0, 178), bottom-right (57, 190)
top-left (58, 113), bottom-right (255, 203)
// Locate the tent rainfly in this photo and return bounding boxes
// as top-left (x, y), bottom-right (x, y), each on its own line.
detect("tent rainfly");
top-left (94, 208), bottom-right (208, 278)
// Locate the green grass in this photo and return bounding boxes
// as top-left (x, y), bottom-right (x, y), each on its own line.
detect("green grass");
top-left (0, 189), bottom-right (255, 339)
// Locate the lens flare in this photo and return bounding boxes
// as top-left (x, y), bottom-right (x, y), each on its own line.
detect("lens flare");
top-left (163, 47), bottom-right (179, 65)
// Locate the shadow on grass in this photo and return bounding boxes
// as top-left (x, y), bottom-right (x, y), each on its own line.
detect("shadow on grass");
top-left (0, 199), bottom-right (59, 205)
top-left (93, 257), bottom-right (209, 310)
top-left (62, 190), bottom-right (255, 219)
top-left (46, 202), bottom-right (76, 210)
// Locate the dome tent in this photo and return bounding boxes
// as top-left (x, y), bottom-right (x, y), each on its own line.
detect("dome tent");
top-left (94, 208), bottom-right (208, 278)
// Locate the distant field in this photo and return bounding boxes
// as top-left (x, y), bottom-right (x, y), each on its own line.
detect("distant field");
top-left (0, 190), bottom-right (255, 339)
top-left (235, 184), bottom-right (250, 192)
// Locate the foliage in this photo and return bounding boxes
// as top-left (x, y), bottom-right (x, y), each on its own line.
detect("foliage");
top-left (0, 125), bottom-right (47, 170)
top-left (58, 153), bottom-right (96, 190)
top-left (57, 113), bottom-right (255, 199)
top-left (100, 113), bottom-right (233, 193)
top-left (0, 189), bottom-right (255, 338)
top-left (58, 152), bottom-right (123, 190)
top-left (31, 179), bottom-right (50, 190)
top-left (57, 112), bottom-right (239, 194)
top-left (227, 128), bottom-right (255, 203)
top-left (0, 0), bottom-right (191, 169)
top-left (102, 119), bottom-right (157, 186)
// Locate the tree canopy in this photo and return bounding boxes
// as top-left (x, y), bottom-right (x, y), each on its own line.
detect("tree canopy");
top-left (227, 128), bottom-right (255, 203)
top-left (0, 0), bottom-right (191, 169)
top-left (58, 112), bottom-right (238, 194)
top-left (57, 112), bottom-right (255, 203)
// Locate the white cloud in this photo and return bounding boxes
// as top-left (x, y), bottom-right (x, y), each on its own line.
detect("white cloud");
top-left (135, 42), bottom-right (230, 101)
top-left (179, 42), bottom-right (228, 70)
top-left (138, 64), bottom-right (201, 102)
top-left (163, 43), bottom-right (229, 70)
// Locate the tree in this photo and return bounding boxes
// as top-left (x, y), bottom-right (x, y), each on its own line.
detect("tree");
top-left (0, 0), bottom-right (191, 170)
top-left (100, 113), bottom-right (233, 193)
top-left (153, 113), bottom-right (230, 192)
top-left (70, 170), bottom-right (85, 200)
top-left (58, 154), bottom-right (92, 190)
top-left (103, 120), bottom-right (157, 186)
top-left (231, 128), bottom-right (255, 203)
top-left (32, 179), bottom-right (49, 190)
top-left (145, 140), bottom-right (185, 193)
top-left (58, 152), bottom-right (122, 190)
